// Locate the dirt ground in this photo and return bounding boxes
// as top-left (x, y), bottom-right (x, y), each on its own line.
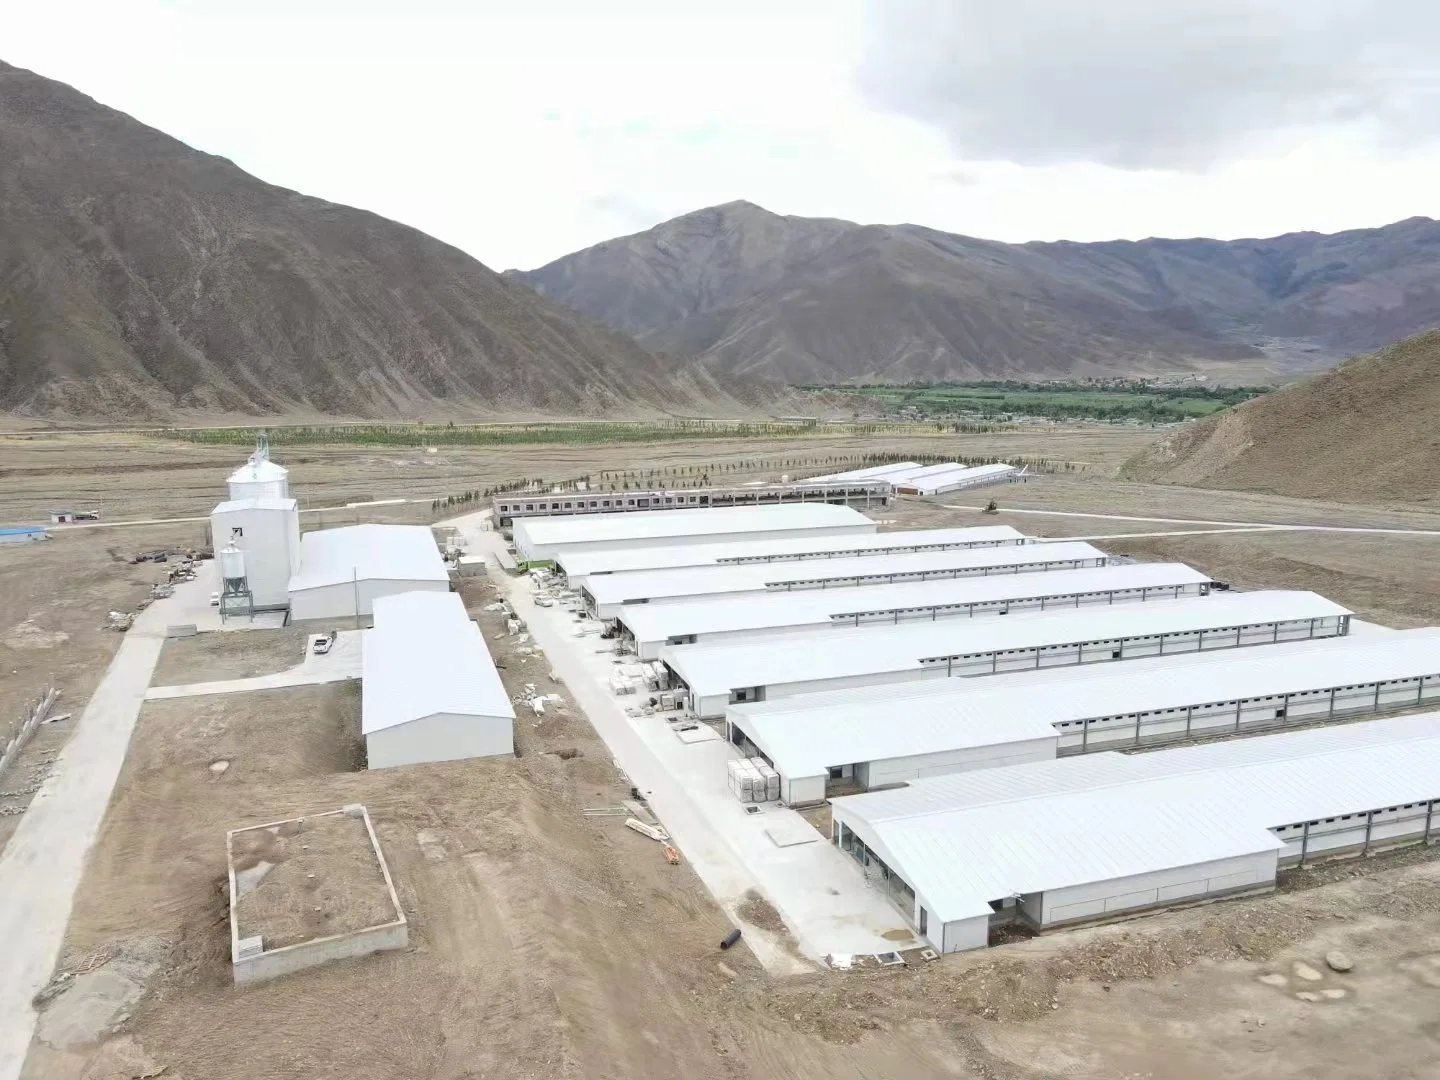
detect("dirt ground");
top-left (23, 577), bottom-right (1440, 1080)
top-left (15, 428), bottom-right (1440, 1079)
top-left (151, 628), bottom-right (309, 687)
top-left (231, 811), bottom-right (399, 950)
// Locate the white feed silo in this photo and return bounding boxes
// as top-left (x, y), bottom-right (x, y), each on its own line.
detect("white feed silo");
top-left (227, 432), bottom-right (290, 501)
top-left (209, 496), bottom-right (301, 611)
top-left (217, 542), bottom-right (252, 619)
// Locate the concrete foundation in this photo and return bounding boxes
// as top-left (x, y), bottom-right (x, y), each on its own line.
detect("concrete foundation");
top-left (226, 804), bottom-right (407, 986)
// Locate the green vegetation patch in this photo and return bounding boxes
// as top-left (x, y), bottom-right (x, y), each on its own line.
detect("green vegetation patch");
top-left (803, 380), bottom-right (1271, 423)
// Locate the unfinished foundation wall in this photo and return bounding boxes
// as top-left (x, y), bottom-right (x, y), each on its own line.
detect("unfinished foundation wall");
top-left (0, 686), bottom-right (59, 785)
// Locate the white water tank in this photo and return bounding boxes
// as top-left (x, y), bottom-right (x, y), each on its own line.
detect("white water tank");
top-left (227, 433), bottom-right (290, 501)
top-left (218, 543), bottom-right (246, 586)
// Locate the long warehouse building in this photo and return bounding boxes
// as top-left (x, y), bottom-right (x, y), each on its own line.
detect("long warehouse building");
top-left (619, 562), bottom-right (1213, 659)
top-left (729, 627), bottom-right (1440, 804)
top-left (556, 525), bottom-right (1028, 589)
top-left (829, 712), bottom-right (1440, 953)
top-left (662, 590), bottom-right (1351, 718)
top-left (894, 463), bottom-right (1019, 496)
top-left (512, 503), bottom-right (875, 564)
top-left (581, 541), bottom-right (1111, 619)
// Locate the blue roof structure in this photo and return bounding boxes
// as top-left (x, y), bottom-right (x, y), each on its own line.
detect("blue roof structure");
top-left (0, 526), bottom-right (47, 536)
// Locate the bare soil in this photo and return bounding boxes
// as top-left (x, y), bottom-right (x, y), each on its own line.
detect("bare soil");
top-left (232, 812), bottom-right (398, 950)
top-left (152, 628), bottom-right (308, 687)
top-left (18, 430), bottom-right (1440, 1079)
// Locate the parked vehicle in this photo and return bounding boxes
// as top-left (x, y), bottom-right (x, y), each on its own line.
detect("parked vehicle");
top-left (312, 631), bottom-right (338, 655)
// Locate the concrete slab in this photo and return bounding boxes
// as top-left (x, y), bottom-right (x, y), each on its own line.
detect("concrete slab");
top-left (447, 514), bottom-right (918, 969)
top-left (0, 593), bottom-right (178, 1080)
top-left (143, 630), bottom-right (363, 700)
top-left (163, 570), bottom-right (287, 633)
top-left (764, 819), bottom-right (823, 848)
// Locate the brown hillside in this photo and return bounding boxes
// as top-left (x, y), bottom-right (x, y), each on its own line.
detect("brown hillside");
top-left (1124, 330), bottom-right (1440, 505)
top-left (511, 202), bottom-right (1440, 384)
top-left (0, 61), bottom-right (769, 420)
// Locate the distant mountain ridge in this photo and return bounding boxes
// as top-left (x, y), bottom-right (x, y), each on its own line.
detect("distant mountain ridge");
top-left (0, 61), bottom-right (771, 420)
top-left (508, 201), bottom-right (1440, 384)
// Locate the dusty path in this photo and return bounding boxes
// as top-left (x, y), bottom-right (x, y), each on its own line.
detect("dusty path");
top-left (0, 602), bottom-right (174, 1080)
top-left (143, 632), bottom-right (362, 700)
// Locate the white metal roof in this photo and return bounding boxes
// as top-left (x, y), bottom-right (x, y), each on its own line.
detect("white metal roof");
top-left (514, 503), bottom-right (872, 548)
top-left (619, 562), bottom-right (1210, 643)
top-left (832, 711), bottom-right (1440, 921)
top-left (806, 462), bottom-right (921, 482)
top-left (905, 464), bottom-right (1018, 495)
top-left (289, 524), bottom-right (449, 591)
top-left (557, 525), bottom-right (1028, 579)
top-left (362, 591), bottom-right (514, 732)
top-left (664, 590), bottom-right (1349, 696)
top-left (731, 627), bottom-right (1439, 777)
top-left (585, 541), bottom-right (1107, 607)
top-left (212, 497), bottom-right (297, 513)
top-left (227, 458), bottom-right (288, 483)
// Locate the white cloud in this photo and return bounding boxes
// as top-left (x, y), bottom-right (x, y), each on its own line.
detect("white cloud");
top-left (859, 0), bottom-right (1440, 169)
top-left (4, 0), bottom-right (1439, 271)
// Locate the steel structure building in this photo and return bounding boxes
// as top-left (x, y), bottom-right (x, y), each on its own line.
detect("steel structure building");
top-left (555, 525), bottom-right (1028, 589)
top-left (0, 526), bottom-right (48, 544)
top-left (894, 463), bottom-right (1020, 496)
top-left (288, 524), bottom-right (450, 622)
top-left (662, 590), bottom-right (1350, 718)
top-left (512, 504), bottom-right (875, 565)
top-left (493, 480), bottom-right (891, 527)
top-left (829, 712), bottom-right (1440, 952)
top-left (209, 498), bottom-right (301, 611)
top-left (805, 462), bottom-right (922, 482)
top-left (618, 562), bottom-right (1212, 659)
top-left (362, 592), bottom-right (514, 768)
top-left (580, 541), bottom-right (1110, 619)
top-left (729, 628), bottom-right (1440, 804)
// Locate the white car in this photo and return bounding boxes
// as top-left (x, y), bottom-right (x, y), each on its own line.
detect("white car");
top-left (209, 592), bottom-right (220, 606)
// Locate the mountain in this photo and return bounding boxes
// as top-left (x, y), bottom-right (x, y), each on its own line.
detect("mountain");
top-left (0, 62), bottom-right (766, 420)
top-left (1124, 329), bottom-right (1440, 505)
top-left (508, 202), bottom-right (1440, 384)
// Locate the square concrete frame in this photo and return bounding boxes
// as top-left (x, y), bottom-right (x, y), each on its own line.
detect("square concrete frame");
top-left (225, 804), bottom-right (408, 986)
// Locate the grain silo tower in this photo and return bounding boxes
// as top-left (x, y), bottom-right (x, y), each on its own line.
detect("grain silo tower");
top-left (227, 432), bottom-right (290, 501)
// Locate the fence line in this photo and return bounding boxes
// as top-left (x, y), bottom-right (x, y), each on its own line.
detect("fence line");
top-left (0, 685), bottom-right (59, 788)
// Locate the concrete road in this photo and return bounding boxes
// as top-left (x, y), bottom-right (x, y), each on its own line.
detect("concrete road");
top-left (144, 631), bottom-right (362, 700)
top-left (0, 603), bottom-right (171, 1080)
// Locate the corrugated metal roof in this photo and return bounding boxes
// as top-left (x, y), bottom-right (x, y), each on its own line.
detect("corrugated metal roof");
top-left (619, 562), bottom-right (1210, 644)
top-left (514, 503), bottom-right (872, 547)
top-left (289, 524), bottom-right (448, 591)
top-left (806, 462), bottom-right (921, 482)
top-left (213, 497), bottom-right (298, 513)
top-left (557, 525), bottom-right (1028, 578)
top-left (362, 591), bottom-right (514, 732)
top-left (0, 526), bottom-right (46, 535)
top-left (664, 590), bottom-right (1350, 696)
top-left (730, 628), bottom-right (1440, 777)
top-left (227, 458), bottom-right (288, 482)
top-left (833, 711), bottom-right (1440, 921)
top-left (585, 541), bottom-right (1107, 606)
top-left (896, 464), bottom-right (1015, 493)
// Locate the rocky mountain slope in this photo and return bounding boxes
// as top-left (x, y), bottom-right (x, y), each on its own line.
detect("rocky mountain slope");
top-left (0, 61), bottom-right (764, 420)
top-left (1124, 329), bottom-right (1440, 505)
top-left (509, 202), bottom-right (1440, 384)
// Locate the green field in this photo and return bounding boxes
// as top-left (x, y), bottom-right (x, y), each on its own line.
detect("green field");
top-left (158, 418), bottom-right (1008, 448)
top-left (806, 381), bottom-right (1271, 423)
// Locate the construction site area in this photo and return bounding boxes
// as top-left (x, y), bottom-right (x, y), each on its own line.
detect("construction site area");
top-left (5, 426), bottom-right (1440, 1080)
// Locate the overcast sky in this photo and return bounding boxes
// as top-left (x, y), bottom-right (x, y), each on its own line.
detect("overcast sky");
top-left (8, 0), bottom-right (1440, 269)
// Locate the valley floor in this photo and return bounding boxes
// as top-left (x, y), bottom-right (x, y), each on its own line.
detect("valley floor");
top-left (5, 428), bottom-right (1440, 1079)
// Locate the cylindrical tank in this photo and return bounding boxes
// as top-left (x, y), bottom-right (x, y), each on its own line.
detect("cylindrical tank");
top-left (218, 544), bottom-right (247, 589)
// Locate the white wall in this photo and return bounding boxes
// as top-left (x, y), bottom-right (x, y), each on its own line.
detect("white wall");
top-left (858, 738), bottom-right (1058, 790)
top-left (784, 774), bottom-right (828, 806)
top-left (1041, 850), bottom-right (1277, 927)
top-left (211, 503), bottom-right (301, 609)
top-left (291, 578), bottom-right (449, 622)
top-left (937, 913), bottom-right (990, 953)
top-left (366, 711), bottom-right (514, 769)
